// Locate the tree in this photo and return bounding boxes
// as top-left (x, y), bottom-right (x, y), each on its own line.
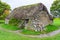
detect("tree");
top-left (0, 0), bottom-right (11, 16)
top-left (50, 0), bottom-right (60, 17)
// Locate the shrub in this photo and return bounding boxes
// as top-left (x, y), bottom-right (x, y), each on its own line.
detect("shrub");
top-left (9, 18), bottom-right (22, 26)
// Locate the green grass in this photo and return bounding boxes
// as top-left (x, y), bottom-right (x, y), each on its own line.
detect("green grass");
top-left (0, 19), bottom-right (59, 35)
top-left (21, 29), bottom-right (41, 35)
top-left (53, 18), bottom-right (60, 26)
top-left (0, 18), bottom-right (60, 35)
top-left (1, 24), bottom-right (58, 35)
top-left (45, 25), bottom-right (58, 33)
top-left (0, 24), bottom-right (20, 30)
top-left (0, 30), bottom-right (60, 40)
top-left (0, 20), bottom-right (19, 30)
top-left (0, 18), bottom-right (60, 40)
top-left (21, 25), bottom-right (59, 35)
top-left (0, 20), bottom-right (20, 30)
top-left (0, 20), bottom-right (4, 23)
top-left (0, 20), bottom-right (4, 22)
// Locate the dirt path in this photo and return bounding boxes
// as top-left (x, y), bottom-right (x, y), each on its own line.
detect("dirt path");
top-left (0, 27), bottom-right (60, 38)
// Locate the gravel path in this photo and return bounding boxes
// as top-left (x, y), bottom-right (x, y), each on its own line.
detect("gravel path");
top-left (0, 27), bottom-right (60, 38)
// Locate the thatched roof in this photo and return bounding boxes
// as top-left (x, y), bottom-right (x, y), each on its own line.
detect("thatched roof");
top-left (6, 3), bottom-right (53, 20)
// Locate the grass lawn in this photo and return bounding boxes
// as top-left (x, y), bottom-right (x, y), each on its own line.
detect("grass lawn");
top-left (0, 23), bottom-right (59, 35)
top-left (0, 30), bottom-right (60, 40)
top-left (0, 19), bottom-right (20, 30)
top-left (21, 24), bottom-right (59, 35)
top-left (0, 20), bottom-right (4, 23)
top-left (45, 24), bottom-right (58, 33)
top-left (53, 18), bottom-right (60, 26)
top-left (0, 24), bottom-right (20, 30)
top-left (0, 20), bottom-right (4, 22)
top-left (21, 29), bottom-right (41, 35)
top-left (0, 18), bottom-right (60, 35)
top-left (0, 18), bottom-right (60, 40)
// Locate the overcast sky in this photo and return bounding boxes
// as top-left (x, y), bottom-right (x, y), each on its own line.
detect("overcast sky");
top-left (2, 0), bottom-right (54, 13)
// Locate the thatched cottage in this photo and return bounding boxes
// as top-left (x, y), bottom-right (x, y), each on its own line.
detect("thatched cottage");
top-left (5, 3), bottom-right (53, 31)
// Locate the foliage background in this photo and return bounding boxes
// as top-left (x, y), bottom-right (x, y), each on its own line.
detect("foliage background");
top-left (50, 0), bottom-right (60, 17)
